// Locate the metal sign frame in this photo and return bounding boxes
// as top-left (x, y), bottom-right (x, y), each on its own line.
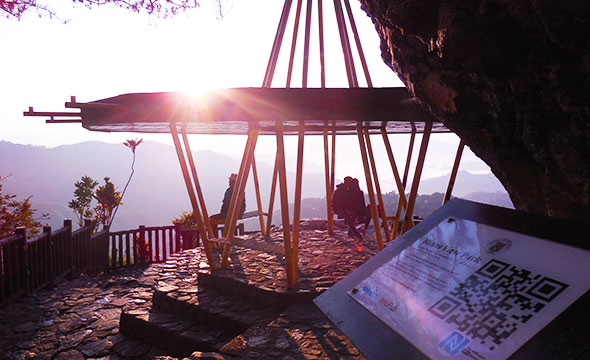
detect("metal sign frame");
top-left (314, 198), bottom-right (590, 359)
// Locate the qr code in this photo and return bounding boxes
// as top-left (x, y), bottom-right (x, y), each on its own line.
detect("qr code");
top-left (428, 259), bottom-right (568, 350)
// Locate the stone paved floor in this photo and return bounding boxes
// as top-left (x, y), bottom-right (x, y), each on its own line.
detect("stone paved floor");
top-left (0, 225), bottom-right (379, 359)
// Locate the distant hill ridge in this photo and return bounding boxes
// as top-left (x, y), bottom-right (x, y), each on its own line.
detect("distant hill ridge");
top-left (1, 141), bottom-right (510, 231)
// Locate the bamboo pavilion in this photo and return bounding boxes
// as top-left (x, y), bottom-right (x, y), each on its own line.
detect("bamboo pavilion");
top-left (24, 0), bottom-right (465, 288)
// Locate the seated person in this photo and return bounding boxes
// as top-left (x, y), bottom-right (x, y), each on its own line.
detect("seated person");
top-left (332, 176), bottom-right (366, 242)
top-left (210, 173), bottom-right (245, 220)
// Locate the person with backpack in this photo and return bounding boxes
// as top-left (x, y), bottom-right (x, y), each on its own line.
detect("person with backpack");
top-left (332, 176), bottom-right (366, 242)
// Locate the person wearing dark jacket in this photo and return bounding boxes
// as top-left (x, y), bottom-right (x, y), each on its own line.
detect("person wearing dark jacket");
top-left (211, 173), bottom-right (245, 220)
top-left (332, 176), bottom-right (365, 242)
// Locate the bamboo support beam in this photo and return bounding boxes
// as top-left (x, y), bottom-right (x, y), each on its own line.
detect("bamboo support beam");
top-left (343, 0), bottom-right (372, 87)
top-left (222, 134), bottom-right (253, 239)
top-left (286, 0), bottom-right (304, 88)
top-left (291, 122), bottom-right (305, 281)
top-left (181, 129), bottom-right (214, 238)
top-left (227, 132), bottom-right (259, 238)
top-left (401, 122), bottom-right (432, 234)
top-left (443, 139), bottom-right (465, 205)
top-left (276, 121), bottom-right (296, 288)
top-left (392, 128), bottom-right (416, 239)
top-left (357, 124), bottom-right (384, 250)
top-left (170, 123), bottom-right (215, 269)
top-left (221, 129), bottom-right (259, 268)
top-left (263, 0), bottom-right (294, 87)
top-left (331, 121), bottom-right (336, 191)
top-left (302, 0), bottom-right (313, 88)
top-left (318, 0), bottom-right (325, 88)
top-left (364, 129), bottom-right (391, 241)
top-left (381, 128), bottom-right (407, 212)
top-left (323, 122), bottom-right (334, 234)
top-left (45, 119), bottom-right (82, 123)
top-left (24, 110), bottom-right (81, 117)
top-left (251, 157), bottom-right (266, 235)
top-left (333, 0), bottom-right (356, 87)
top-left (265, 154), bottom-right (279, 236)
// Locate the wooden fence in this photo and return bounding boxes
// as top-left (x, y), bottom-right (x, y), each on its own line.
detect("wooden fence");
top-left (0, 221), bottom-right (199, 307)
top-left (108, 224), bottom-right (199, 269)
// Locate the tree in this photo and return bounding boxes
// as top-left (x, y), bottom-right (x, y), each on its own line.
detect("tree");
top-left (93, 177), bottom-right (122, 230)
top-left (68, 175), bottom-right (99, 227)
top-left (0, 175), bottom-right (48, 238)
top-left (68, 139), bottom-right (141, 230)
top-left (0, 0), bottom-right (228, 21)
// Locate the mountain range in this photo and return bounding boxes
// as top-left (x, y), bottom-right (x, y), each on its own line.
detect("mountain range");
top-left (1, 140), bottom-right (511, 231)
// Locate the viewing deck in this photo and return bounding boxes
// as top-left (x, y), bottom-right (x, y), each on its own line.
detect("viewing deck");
top-left (0, 225), bottom-right (378, 359)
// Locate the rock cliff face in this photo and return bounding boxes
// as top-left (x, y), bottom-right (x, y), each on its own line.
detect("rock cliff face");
top-left (359, 0), bottom-right (590, 223)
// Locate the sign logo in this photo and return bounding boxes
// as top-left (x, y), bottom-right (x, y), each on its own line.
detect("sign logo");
top-left (485, 238), bottom-right (512, 254)
top-left (360, 286), bottom-right (378, 299)
top-left (439, 331), bottom-right (470, 356)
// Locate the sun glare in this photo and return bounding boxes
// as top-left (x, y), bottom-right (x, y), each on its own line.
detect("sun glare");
top-left (180, 85), bottom-right (216, 99)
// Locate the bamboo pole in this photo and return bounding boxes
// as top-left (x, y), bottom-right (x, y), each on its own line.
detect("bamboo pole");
top-left (343, 0), bottom-right (372, 87)
top-left (443, 139), bottom-right (465, 205)
top-left (295, 0), bottom-right (311, 260)
top-left (225, 131), bottom-right (259, 239)
top-left (221, 129), bottom-right (259, 268)
top-left (263, 0), bottom-right (294, 87)
top-left (170, 123), bottom-right (215, 269)
top-left (291, 123), bottom-right (305, 281)
top-left (364, 129), bottom-right (391, 241)
top-left (392, 128), bottom-right (416, 239)
top-left (331, 120), bottom-right (336, 191)
top-left (276, 121), bottom-right (296, 288)
top-left (286, 0), bottom-right (304, 88)
top-left (181, 129), bottom-right (214, 238)
top-left (302, 0), bottom-right (313, 88)
top-left (222, 133), bottom-right (253, 238)
top-left (401, 123), bottom-right (432, 234)
top-left (332, 0), bottom-right (355, 86)
top-left (265, 154), bottom-right (279, 236)
top-left (381, 128), bottom-right (407, 211)
top-left (251, 157), bottom-right (266, 235)
top-left (357, 124), bottom-right (384, 250)
top-left (323, 122), bottom-right (334, 234)
top-left (318, 0), bottom-right (325, 88)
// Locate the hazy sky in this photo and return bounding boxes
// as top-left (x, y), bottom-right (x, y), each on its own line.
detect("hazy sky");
top-left (0, 0), bottom-right (488, 188)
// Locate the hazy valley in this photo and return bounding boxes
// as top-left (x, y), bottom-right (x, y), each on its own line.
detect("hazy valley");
top-left (1, 140), bottom-right (512, 232)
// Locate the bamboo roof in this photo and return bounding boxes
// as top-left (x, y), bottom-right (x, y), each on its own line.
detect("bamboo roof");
top-left (25, 87), bottom-right (448, 135)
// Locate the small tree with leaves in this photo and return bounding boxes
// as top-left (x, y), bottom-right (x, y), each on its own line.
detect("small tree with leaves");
top-left (93, 177), bottom-right (122, 230)
top-left (68, 175), bottom-right (99, 227)
top-left (172, 210), bottom-right (199, 229)
top-left (0, 175), bottom-right (48, 238)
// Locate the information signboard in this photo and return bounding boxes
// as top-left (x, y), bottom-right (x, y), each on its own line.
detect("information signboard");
top-left (314, 199), bottom-right (590, 360)
top-left (347, 217), bottom-right (590, 359)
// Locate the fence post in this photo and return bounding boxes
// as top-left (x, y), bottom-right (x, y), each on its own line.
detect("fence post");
top-left (104, 225), bottom-right (111, 271)
top-left (83, 219), bottom-right (94, 273)
top-left (174, 223), bottom-right (182, 251)
top-left (15, 227), bottom-right (27, 294)
top-left (61, 219), bottom-right (72, 278)
top-left (42, 226), bottom-right (52, 285)
top-left (62, 219), bottom-right (72, 277)
top-left (138, 225), bottom-right (146, 265)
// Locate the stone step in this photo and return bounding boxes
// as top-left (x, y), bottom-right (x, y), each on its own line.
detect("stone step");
top-left (119, 308), bottom-right (233, 358)
top-left (151, 282), bottom-right (284, 331)
top-left (119, 279), bottom-right (287, 357)
top-left (197, 272), bottom-right (317, 306)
